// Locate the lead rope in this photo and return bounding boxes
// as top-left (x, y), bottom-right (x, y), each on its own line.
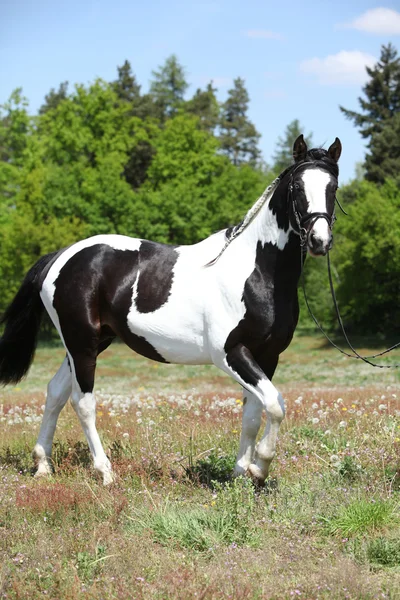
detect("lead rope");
top-left (300, 245), bottom-right (400, 369)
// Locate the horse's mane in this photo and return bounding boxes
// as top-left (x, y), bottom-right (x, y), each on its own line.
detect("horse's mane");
top-left (205, 148), bottom-right (339, 267)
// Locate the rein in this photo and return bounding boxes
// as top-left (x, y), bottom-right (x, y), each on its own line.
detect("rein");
top-left (289, 175), bottom-right (400, 368)
top-left (300, 240), bottom-right (400, 370)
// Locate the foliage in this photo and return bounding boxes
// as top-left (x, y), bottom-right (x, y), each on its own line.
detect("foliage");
top-left (219, 77), bottom-right (261, 166)
top-left (334, 179), bottom-right (400, 333)
top-left (272, 119), bottom-right (313, 173)
top-left (150, 54), bottom-right (188, 119)
top-left (367, 537), bottom-right (400, 566)
top-left (130, 477), bottom-right (259, 552)
top-left (340, 43), bottom-right (400, 184)
top-left (323, 498), bottom-right (397, 537)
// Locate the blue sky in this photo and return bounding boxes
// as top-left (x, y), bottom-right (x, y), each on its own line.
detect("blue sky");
top-left (1, 1), bottom-right (400, 182)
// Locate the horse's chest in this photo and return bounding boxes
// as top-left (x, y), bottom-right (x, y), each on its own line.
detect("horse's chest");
top-left (224, 277), bottom-right (298, 357)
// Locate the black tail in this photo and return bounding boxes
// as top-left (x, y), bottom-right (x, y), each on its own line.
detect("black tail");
top-left (0, 252), bottom-right (59, 385)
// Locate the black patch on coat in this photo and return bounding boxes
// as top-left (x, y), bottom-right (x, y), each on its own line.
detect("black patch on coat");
top-left (135, 241), bottom-right (178, 313)
top-left (52, 243), bottom-right (168, 393)
top-left (224, 235), bottom-right (302, 386)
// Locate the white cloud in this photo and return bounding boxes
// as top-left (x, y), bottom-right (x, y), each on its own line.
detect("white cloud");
top-left (300, 50), bottom-right (376, 85)
top-left (341, 7), bottom-right (400, 35)
top-left (245, 30), bottom-right (284, 41)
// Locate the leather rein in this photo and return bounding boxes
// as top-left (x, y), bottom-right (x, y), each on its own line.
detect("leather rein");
top-left (289, 172), bottom-right (400, 369)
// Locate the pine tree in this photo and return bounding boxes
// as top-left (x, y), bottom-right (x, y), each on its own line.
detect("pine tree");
top-left (340, 43), bottom-right (400, 184)
top-left (272, 119), bottom-right (313, 172)
top-left (186, 82), bottom-right (220, 132)
top-left (219, 78), bottom-right (261, 166)
top-left (150, 55), bottom-right (188, 119)
top-left (39, 82), bottom-right (69, 114)
top-left (112, 61), bottom-right (157, 190)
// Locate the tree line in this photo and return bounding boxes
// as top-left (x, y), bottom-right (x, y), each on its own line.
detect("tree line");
top-left (0, 45), bottom-right (399, 336)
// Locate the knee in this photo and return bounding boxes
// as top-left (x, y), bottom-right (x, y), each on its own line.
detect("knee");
top-left (266, 393), bottom-right (285, 422)
top-left (71, 392), bottom-right (95, 421)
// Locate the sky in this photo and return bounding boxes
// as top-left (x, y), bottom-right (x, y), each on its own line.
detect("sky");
top-left (1, 0), bottom-right (400, 182)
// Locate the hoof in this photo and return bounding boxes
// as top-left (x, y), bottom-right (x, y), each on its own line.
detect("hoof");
top-left (102, 470), bottom-right (115, 486)
top-left (247, 464), bottom-right (266, 488)
top-left (34, 464), bottom-right (53, 479)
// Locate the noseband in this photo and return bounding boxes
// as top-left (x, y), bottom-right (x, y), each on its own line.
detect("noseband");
top-left (288, 171), bottom-right (336, 247)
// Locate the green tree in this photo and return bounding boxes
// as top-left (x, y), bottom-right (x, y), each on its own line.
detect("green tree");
top-left (112, 60), bottom-right (158, 189)
top-left (334, 179), bottom-right (400, 333)
top-left (219, 78), bottom-right (261, 166)
top-left (272, 119), bottom-right (313, 173)
top-left (364, 112), bottom-right (400, 187)
top-left (0, 89), bottom-right (31, 221)
top-left (17, 80), bottom-right (154, 234)
top-left (150, 55), bottom-right (188, 119)
top-left (186, 82), bottom-right (220, 132)
top-left (340, 43), bottom-right (400, 184)
top-left (39, 81), bottom-right (69, 115)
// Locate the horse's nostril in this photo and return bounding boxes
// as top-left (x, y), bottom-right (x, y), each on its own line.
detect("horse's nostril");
top-left (309, 232), bottom-right (317, 246)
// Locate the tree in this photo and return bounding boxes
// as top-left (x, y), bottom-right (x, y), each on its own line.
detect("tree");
top-left (150, 55), bottom-right (188, 119)
top-left (219, 78), bottom-right (261, 166)
top-left (272, 120), bottom-right (313, 173)
top-left (334, 179), bottom-right (400, 333)
top-left (364, 112), bottom-right (400, 187)
top-left (112, 60), bottom-right (158, 189)
top-left (186, 82), bottom-right (220, 132)
top-left (340, 43), bottom-right (400, 184)
top-left (39, 81), bottom-right (69, 115)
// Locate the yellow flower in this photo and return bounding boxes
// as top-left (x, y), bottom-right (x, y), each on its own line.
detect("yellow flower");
top-left (97, 411), bottom-right (103, 416)
top-left (342, 407), bottom-right (347, 411)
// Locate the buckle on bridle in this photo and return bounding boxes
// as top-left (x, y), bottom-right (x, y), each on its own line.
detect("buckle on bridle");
top-left (299, 227), bottom-right (308, 246)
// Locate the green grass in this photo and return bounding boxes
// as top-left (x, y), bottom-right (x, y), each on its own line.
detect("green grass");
top-left (322, 498), bottom-right (399, 537)
top-left (1, 334), bottom-right (400, 598)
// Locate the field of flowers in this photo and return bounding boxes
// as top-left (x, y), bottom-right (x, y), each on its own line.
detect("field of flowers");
top-left (0, 335), bottom-right (400, 599)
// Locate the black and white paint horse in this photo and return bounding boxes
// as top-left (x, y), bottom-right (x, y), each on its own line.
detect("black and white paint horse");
top-left (0, 135), bottom-right (341, 486)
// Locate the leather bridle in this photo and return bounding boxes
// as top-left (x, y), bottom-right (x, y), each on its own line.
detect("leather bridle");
top-left (288, 170), bottom-right (336, 247)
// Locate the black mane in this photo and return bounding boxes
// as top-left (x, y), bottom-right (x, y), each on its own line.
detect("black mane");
top-left (225, 148), bottom-right (339, 241)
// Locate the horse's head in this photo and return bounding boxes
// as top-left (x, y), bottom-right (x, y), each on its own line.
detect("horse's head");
top-left (288, 134), bottom-right (341, 256)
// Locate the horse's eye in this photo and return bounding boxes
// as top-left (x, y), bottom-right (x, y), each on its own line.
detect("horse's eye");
top-left (294, 183), bottom-right (299, 190)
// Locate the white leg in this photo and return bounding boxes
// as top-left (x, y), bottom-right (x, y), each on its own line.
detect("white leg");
top-left (33, 357), bottom-right (72, 477)
top-left (233, 390), bottom-right (262, 476)
top-left (248, 380), bottom-right (285, 482)
top-left (216, 349), bottom-right (285, 484)
top-left (70, 383), bottom-right (114, 485)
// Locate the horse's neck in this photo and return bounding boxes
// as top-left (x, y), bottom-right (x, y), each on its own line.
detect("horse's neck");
top-left (239, 184), bottom-right (303, 287)
top-left (240, 184), bottom-right (290, 250)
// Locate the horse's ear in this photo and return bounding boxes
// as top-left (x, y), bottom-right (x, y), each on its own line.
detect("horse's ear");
top-left (327, 137), bottom-right (342, 162)
top-left (293, 134), bottom-right (308, 162)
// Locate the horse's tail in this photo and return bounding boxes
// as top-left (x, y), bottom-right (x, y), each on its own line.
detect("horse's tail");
top-left (0, 252), bottom-right (59, 385)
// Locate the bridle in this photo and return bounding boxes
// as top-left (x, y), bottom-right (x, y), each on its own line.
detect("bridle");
top-left (287, 167), bottom-right (336, 248)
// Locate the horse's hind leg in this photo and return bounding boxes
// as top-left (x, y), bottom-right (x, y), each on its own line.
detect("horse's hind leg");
top-left (33, 356), bottom-right (72, 477)
top-left (68, 349), bottom-right (113, 485)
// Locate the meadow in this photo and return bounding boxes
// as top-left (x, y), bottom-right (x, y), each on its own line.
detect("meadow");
top-left (0, 334), bottom-right (399, 599)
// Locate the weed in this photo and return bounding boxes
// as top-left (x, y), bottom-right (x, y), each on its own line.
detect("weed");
top-left (323, 498), bottom-right (398, 537)
top-left (130, 478), bottom-right (259, 552)
top-left (367, 537), bottom-right (400, 567)
top-left (186, 451), bottom-right (236, 486)
top-left (337, 455), bottom-right (363, 481)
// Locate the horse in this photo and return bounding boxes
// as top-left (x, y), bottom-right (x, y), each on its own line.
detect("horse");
top-left (0, 134), bottom-right (341, 486)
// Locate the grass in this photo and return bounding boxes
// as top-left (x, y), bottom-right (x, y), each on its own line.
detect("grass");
top-left (0, 332), bottom-right (400, 598)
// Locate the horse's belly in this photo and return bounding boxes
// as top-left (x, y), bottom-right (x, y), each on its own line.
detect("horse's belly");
top-left (126, 312), bottom-right (211, 365)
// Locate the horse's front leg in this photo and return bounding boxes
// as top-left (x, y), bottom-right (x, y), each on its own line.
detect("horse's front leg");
top-left (233, 390), bottom-right (262, 477)
top-left (219, 345), bottom-right (284, 485)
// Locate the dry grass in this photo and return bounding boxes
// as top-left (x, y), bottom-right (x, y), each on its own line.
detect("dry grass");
top-left (0, 334), bottom-right (400, 599)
